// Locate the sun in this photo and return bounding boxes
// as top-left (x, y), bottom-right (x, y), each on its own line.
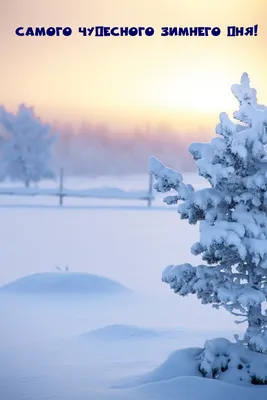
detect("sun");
top-left (159, 71), bottom-right (238, 114)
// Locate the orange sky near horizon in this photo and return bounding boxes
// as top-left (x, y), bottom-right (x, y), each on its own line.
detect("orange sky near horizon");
top-left (1, 0), bottom-right (267, 134)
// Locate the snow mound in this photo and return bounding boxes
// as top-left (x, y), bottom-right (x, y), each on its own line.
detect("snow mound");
top-left (116, 338), bottom-right (267, 390)
top-left (127, 376), bottom-right (267, 400)
top-left (82, 324), bottom-right (161, 341)
top-left (114, 347), bottom-right (202, 388)
top-left (0, 272), bottom-right (131, 296)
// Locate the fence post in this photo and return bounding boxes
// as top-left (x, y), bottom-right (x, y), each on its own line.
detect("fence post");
top-left (59, 167), bottom-right (64, 206)
top-left (148, 171), bottom-right (153, 208)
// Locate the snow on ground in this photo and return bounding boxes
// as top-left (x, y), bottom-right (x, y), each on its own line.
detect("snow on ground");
top-left (126, 376), bottom-right (267, 400)
top-left (0, 174), bottom-right (266, 400)
top-left (82, 324), bottom-right (162, 340)
top-left (115, 338), bottom-right (267, 388)
top-left (0, 272), bottom-right (130, 295)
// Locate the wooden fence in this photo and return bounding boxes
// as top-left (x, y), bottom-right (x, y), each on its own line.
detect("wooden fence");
top-left (0, 169), bottom-right (155, 208)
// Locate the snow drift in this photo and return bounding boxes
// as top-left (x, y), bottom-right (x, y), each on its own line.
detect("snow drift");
top-left (116, 338), bottom-right (267, 390)
top-left (115, 347), bottom-right (202, 389)
top-left (127, 376), bottom-right (267, 400)
top-left (0, 272), bottom-right (131, 296)
top-left (81, 324), bottom-right (162, 341)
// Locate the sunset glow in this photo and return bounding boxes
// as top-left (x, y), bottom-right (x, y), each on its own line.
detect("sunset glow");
top-left (1, 0), bottom-right (267, 132)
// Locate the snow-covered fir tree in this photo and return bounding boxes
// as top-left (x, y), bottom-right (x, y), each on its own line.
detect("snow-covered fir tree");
top-left (0, 104), bottom-right (55, 187)
top-left (150, 73), bottom-right (267, 354)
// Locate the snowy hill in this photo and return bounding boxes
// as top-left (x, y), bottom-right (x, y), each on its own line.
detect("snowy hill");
top-left (116, 339), bottom-right (267, 393)
top-left (81, 324), bottom-right (161, 341)
top-left (115, 347), bottom-right (202, 389)
top-left (0, 272), bottom-right (131, 296)
top-left (126, 375), bottom-right (267, 400)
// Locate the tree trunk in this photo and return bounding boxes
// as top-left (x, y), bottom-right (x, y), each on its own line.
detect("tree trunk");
top-left (245, 304), bottom-right (263, 351)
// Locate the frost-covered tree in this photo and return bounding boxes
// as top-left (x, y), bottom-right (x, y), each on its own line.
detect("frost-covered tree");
top-left (150, 73), bottom-right (267, 354)
top-left (0, 104), bottom-right (55, 187)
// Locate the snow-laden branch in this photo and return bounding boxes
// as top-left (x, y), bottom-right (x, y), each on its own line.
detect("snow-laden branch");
top-left (149, 156), bottom-right (194, 202)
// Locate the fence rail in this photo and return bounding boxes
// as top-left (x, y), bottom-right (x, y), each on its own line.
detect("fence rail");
top-left (0, 170), bottom-right (155, 208)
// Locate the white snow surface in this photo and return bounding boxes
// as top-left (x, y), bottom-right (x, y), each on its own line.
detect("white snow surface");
top-left (0, 272), bottom-right (130, 295)
top-left (1, 173), bottom-right (267, 400)
top-left (82, 324), bottom-right (162, 340)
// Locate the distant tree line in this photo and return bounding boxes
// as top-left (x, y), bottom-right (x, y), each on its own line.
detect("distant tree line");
top-left (0, 104), bottom-right (203, 185)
